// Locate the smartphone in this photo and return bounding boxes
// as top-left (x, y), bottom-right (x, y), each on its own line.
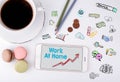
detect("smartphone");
top-left (35, 44), bottom-right (89, 72)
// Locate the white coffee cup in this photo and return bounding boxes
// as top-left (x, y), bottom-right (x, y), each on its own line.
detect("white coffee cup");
top-left (0, 0), bottom-right (37, 30)
top-left (0, 0), bottom-right (45, 43)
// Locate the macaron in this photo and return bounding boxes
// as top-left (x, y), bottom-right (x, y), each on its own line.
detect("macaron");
top-left (15, 60), bottom-right (28, 73)
top-left (2, 49), bottom-right (14, 62)
top-left (14, 46), bottom-right (27, 60)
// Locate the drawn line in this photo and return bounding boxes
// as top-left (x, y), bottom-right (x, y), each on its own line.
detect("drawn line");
top-left (52, 54), bottom-right (79, 67)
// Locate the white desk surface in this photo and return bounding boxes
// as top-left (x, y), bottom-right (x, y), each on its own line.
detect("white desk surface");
top-left (0, 0), bottom-right (120, 82)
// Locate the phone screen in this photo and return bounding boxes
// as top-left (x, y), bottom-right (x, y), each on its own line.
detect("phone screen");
top-left (39, 44), bottom-right (83, 71)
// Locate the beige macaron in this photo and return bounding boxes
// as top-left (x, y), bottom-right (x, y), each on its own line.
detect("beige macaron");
top-left (2, 49), bottom-right (14, 62)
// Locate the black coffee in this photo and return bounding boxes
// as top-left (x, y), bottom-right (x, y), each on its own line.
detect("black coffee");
top-left (1, 0), bottom-right (33, 30)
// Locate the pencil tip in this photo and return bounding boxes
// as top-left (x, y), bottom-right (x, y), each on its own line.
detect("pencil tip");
top-left (55, 29), bottom-right (57, 31)
top-left (55, 26), bottom-right (59, 31)
top-left (55, 30), bottom-right (58, 35)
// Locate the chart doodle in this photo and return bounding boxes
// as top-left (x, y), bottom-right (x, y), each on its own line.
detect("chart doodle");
top-left (52, 54), bottom-right (79, 67)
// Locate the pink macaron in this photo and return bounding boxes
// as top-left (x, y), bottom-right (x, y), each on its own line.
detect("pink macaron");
top-left (14, 46), bottom-right (27, 60)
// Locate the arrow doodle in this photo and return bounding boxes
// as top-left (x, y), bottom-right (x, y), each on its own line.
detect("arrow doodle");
top-left (52, 54), bottom-right (79, 67)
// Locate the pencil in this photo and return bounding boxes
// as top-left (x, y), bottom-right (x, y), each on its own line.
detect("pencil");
top-left (55, 0), bottom-right (70, 31)
top-left (55, 0), bottom-right (77, 32)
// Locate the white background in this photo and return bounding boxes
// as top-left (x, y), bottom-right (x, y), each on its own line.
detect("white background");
top-left (0, 0), bottom-right (120, 82)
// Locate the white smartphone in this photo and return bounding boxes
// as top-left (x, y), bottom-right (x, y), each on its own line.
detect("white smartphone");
top-left (35, 44), bottom-right (89, 72)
